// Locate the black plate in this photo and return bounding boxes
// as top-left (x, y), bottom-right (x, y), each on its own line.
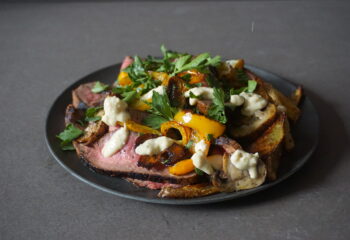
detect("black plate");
top-left (45, 64), bottom-right (319, 205)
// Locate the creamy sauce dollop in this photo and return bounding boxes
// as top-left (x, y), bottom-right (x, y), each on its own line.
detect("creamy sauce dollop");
top-left (230, 149), bottom-right (259, 179)
top-left (140, 86), bottom-right (166, 101)
top-left (239, 92), bottom-right (267, 116)
top-left (101, 96), bottom-right (130, 126)
top-left (135, 136), bottom-right (174, 156)
top-left (184, 87), bottom-right (214, 106)
top-left (101, 125), bottom-right (129, 157)
top-left (191, 140), bottom-right (214, 174)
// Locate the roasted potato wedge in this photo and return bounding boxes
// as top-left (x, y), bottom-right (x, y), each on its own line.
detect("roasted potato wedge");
top-left (245, 70), bottom-right (271, 101)
top-left (230, 103), bottom-right (277, 140)
top-left (263, 82), bottom-right (301, 122)
top-left (158, 184), bottom-right (221, 198)
top-left (291, 86), bottom-right (303, 106)
top-left (283, 118), bottom-right (295, 151)
top-left (248, 113), bottom-right (286, 180)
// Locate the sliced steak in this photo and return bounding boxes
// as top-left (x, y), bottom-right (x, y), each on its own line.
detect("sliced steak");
top-left (73, 129), bottom-right (200, 185)
top-left (125, 178), bottom-right (181, 190)
top-left (121, 56), bottom-right (133, 70)
top-left (72, 82), bottom-right (108, 109)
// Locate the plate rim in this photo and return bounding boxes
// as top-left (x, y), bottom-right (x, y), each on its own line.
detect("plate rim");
top-left (45, 64), bottom-right (320, 205)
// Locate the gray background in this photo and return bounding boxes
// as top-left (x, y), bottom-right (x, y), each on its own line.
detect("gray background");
top-left (1, 1), bottom-right (350, 240)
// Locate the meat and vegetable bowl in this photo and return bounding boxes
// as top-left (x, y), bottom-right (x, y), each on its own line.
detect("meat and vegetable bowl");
top-left (56, 46), bottom-right (303, 198)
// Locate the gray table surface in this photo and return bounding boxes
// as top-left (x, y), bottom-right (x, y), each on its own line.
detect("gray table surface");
top-left (1, 1), bottom-right (350, 240)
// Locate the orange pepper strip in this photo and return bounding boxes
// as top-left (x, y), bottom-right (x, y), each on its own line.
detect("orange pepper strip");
top-left (178, 69), bottom-right (206, 84)
top-left (160, 121), bottom-right (192, 146)
top-left (117, 71), bottom-right (132, 86)
top-left (168, 159), bottom-right (195, 176)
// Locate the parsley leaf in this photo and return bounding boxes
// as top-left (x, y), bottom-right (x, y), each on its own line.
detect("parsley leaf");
top-left (247, 80), bottom-right (257, 93)
top-left (173, 53), bottom-right (221, 75)
top-left (229, 80), bottom-right (257, 95)
top-left (57, 124), bottom-right (84, 150)
top-left (143, 114), bottom-right (168, 129)
top-left (207, 134), bottom-right (214, 141)
top-left (91, 81), bottom-right (109, 93)
top-left (148, 92), bottom-right (177, 121)
top-left (208, 88), bottom-right (227, 124)
top-left (121, 90), bottom-right (138, 103)
top-left (85, 106), bottom-right (103, 122)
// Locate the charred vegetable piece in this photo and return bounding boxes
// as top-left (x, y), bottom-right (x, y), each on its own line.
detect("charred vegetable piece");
top-left (158, 143), bottom-right (191, 166)
top-left (65, 104), bottom-right (84, 128)
top-left (76, 121), bottom-right (108, 145)
top-left (138, 155), bottom-right (165, 170)
top-left (160, 121), bottom-right (192, 145)
top-left (166, 76), bottom-right (187, 108)
top-left (196, 100), bottom-right (212, 115)
top-left (214, 136), bottom-right (242, 154)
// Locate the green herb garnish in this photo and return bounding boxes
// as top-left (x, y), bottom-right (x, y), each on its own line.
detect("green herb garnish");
top-left (85, 106), bottom-right (103, 122)
top-left (189, 91), bottom-right (200, 99)
top-left (207, 134), bottom-right (214, 141)
top-left (247, 80), bottom-right (257, 93)
top-left (229, 80), bottom-right (257, 95)
top-left (91, 81), bottom-right (109, 93)
top-left (57, 124), bottom-right (84, 150)
top-left (142, 92), bottom-right (177, 129)
top-left (143, 114), bottom-right (168, 129)
top-left (195, 168), bottom-right (205, 176)
top-left (208, 88), bottom-right (227, 124)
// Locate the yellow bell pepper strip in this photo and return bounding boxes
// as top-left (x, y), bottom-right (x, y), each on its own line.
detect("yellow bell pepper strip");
top-left (174, 111), bottom-right (226, 139)
top-left (129, 99), bottom-right (151, 111)
top-left (168, 159), bottom-right (195, 176)
top-left (117, 120), bottom-right (160, 135)
top-left (117, 71), bottom-right (132, 86)
top-left (178, 69), bottom-right (206, 84)
top-left (160, 121), bottom-right (192, 146)
top-left (149, 71), bottom-right (170, 86)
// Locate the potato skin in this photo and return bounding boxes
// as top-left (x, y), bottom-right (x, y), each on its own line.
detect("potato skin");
top-left (248, 113), bottom-right (286, 181)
